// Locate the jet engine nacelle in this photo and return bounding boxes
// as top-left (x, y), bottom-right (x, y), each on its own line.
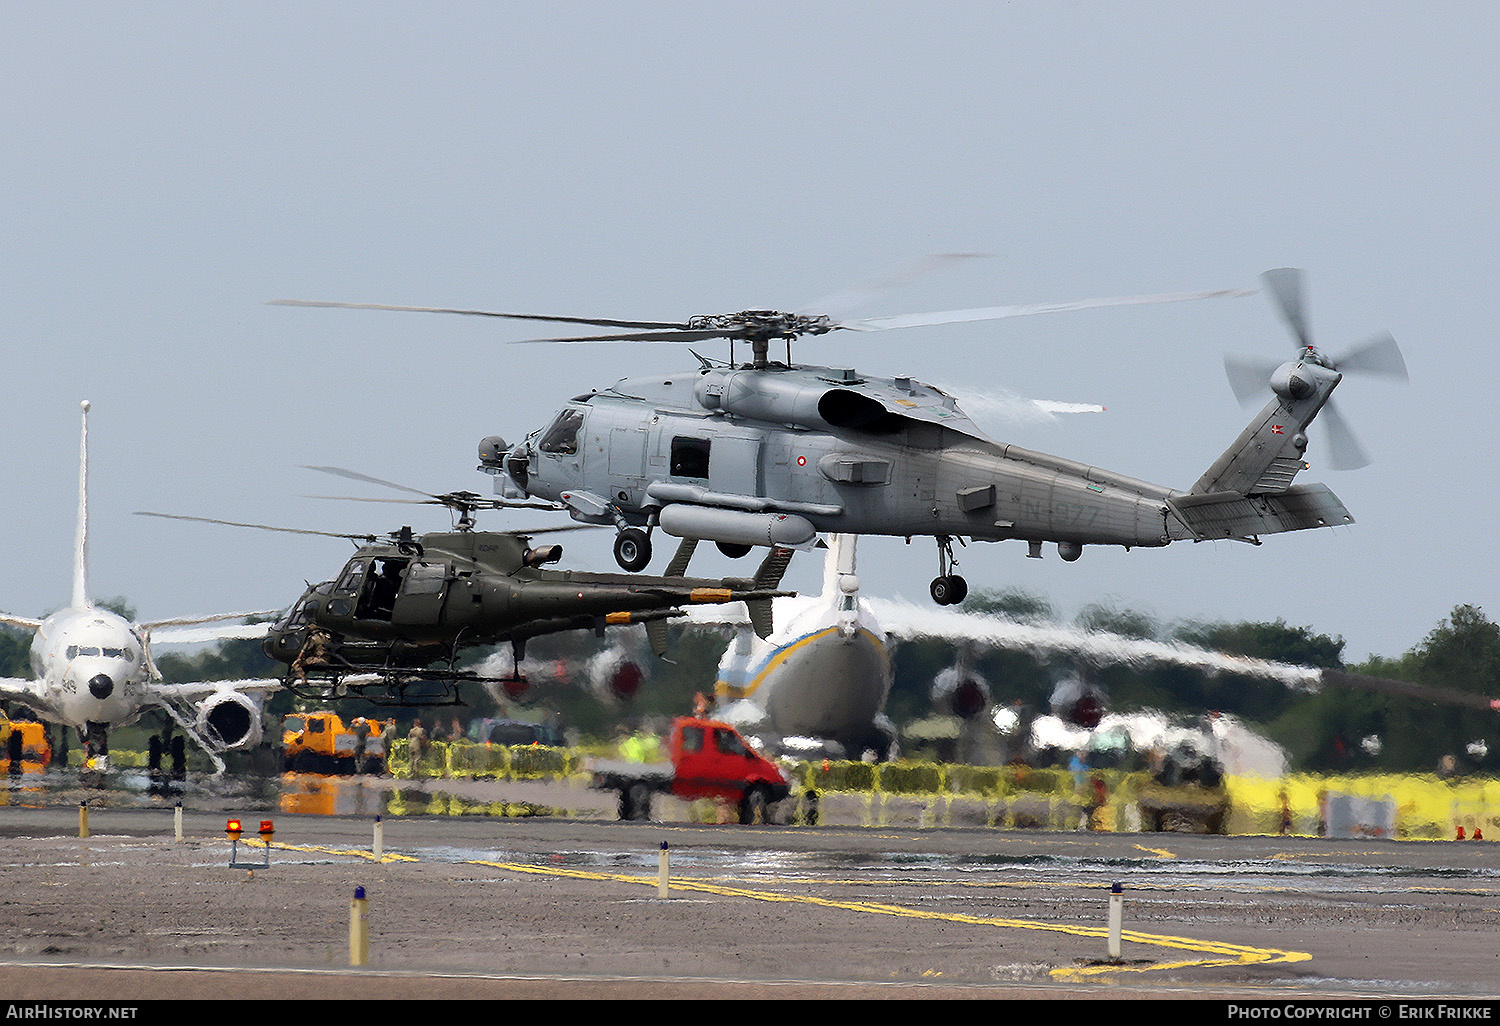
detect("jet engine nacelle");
top-left (197, 689), bottom-right (264, 751)
top-left (933, 666), bottom-right (991, 720)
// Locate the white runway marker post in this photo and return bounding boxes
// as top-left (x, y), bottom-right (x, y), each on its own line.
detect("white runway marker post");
top-left (1108, 882), bottom-right (1123, 961)
top-left (350, 886), bottom-right (369, 966)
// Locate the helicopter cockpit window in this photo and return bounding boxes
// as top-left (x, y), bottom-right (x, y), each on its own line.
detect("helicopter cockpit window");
top-left (670, 437), bottom-right (711, 479)
top-left (537, 409), bottom-right (584, 455)
top-left (358, 557), bottom-right (408, 619)
top-left (334, 561), bottom-right (367, 596)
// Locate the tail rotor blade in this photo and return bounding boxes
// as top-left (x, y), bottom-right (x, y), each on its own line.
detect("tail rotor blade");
top-left (1333, 331), bottom-right (1408, 382)
top-left (1223, 354), bottom-right (1282, 406)
top-left (1318, 398), bottom-right (1371, 471)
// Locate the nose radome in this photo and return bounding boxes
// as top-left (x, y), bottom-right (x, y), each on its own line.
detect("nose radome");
top-left (88, 673), bottom-right (114, 699)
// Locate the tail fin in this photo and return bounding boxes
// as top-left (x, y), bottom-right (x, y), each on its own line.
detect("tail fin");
top-left (1190, 365), bottom-right (1339, 497)
top-left (72, 401), bottom-right (92, 610)
top-left (1171, 365), bottom-right (1354, 541)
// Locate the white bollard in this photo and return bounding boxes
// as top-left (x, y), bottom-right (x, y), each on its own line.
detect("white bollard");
top-left (174, 802), bottom-right (183, 842)
top-left (658, 842), bottom-right (670, 898)
top-left (373, 816), bottom-right (384, 863)
top-left (1107, 882), bottom-right (1123, 961)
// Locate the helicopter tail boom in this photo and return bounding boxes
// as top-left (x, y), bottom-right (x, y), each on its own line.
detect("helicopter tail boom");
top-left (1168, 358), bottom-right (1354, 542)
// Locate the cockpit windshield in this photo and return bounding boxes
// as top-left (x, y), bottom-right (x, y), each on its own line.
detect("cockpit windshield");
top-left (65, 645), bottom-right (135, 661)
top-left (537, 409), bottom-right (584, 455)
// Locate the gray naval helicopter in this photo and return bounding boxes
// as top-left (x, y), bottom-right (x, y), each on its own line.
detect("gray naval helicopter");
top-left (140, 468), bottom-right (794, 708)
top-left (278, 267), bottom-right (1405, 604)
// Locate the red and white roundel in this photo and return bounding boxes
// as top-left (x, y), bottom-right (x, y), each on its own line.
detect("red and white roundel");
top-left (796, 455), bottom-right (806, 467)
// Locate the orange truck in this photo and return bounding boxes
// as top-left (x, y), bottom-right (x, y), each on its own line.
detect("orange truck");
top-left (281, 712), bottom-right (388, 774)
top-left (590, 716), bottom-right (790, 823)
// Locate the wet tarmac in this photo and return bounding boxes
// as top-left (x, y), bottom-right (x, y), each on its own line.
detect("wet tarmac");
top-left (0, 769), bottom-right (1497, 1001)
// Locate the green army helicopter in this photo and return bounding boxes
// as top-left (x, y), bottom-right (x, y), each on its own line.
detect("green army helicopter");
top-left (138, 468), bottom-right (793, 707)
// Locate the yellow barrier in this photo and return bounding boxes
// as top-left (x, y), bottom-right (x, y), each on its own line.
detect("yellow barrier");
top-left (1226, 773), bottom-right (1500, 839)
top-left (104, 736), bottom-right (1495, 838)
top-left (388, 739), bottom-right (581, 782)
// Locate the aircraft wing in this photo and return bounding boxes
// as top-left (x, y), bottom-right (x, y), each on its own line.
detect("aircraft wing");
top-left (147, 622), bottom-right (274, 645)
top-left (0, 614), bottom-right (41, 632)
top-left (145, 677), bottom-right (284, 702)
top-left (0, 678), bottom-right (63, 719)
top-left (139, 609), bottom-right (282, 631)
top-left (862, 597), bottom-right (1326, 689)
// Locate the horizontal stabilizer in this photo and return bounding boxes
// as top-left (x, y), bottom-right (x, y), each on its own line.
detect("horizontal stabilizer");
top-left (1168, 483), bottom-right (1353, 542)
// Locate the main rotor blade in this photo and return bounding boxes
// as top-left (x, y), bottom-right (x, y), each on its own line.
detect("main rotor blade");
top-left (507, 328), bottom-right (745, 345)
top-left (794, 253), bottom-right (989, 319)
top-left (134, 511), bottom-right (377, 542)
top-left (834, 288), bottom-right (1255, 333)
top-left (1332, 331), bottom-right (1408, 381)
top-left (269, 299), bottom-right (687, 332)
top-left (301, 465), bottom-right (434, 498)
top-left (1260, 268), bottom-right (1312, 351)
top-left (501, 523), bottom-right (605, 536)
top-left (304, 493), bottom-right (564, 512)
top-left (1318, 398), bottom-right (1371, 471)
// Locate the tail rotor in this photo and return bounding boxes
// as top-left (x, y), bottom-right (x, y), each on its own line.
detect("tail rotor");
top-left (1224, 268), bottom-right (1407, 470)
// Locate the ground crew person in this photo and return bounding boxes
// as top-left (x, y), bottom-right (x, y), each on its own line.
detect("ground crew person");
top-left (407, 718), bottom-right (428, 776)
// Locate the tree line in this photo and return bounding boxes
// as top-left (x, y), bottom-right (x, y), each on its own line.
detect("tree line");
top-left (1, 593), bottom-right (1494, 774)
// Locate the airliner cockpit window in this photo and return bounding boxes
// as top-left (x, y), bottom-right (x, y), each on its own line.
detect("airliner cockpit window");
top-left (538, 409), bottom-right (584, 455)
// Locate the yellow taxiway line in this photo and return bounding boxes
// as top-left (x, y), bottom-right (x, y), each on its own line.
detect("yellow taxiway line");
top-left (257, 839), bottom-right (1310, 980)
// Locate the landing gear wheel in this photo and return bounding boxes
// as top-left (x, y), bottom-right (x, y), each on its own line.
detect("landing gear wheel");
top-left (930, 574), bottom-right (967, 606)
top-left (613, 528), bottom-right (652, 572)
top-left (945, 574), bottom-right (967, 604)
top-left (739, 785), bottom-right (770, 825)
top-left (799, 789), bottom-right (820, 827)
top-left (930, 535), bottom-right (967, 605)
top-left (619, 782), bottom-right (653, 821)
top-left (716, 541), bottom-right (752, 558)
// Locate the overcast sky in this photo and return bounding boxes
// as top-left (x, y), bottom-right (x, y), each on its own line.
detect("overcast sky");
top-left (2, 3), bottom-right (1493, 664)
